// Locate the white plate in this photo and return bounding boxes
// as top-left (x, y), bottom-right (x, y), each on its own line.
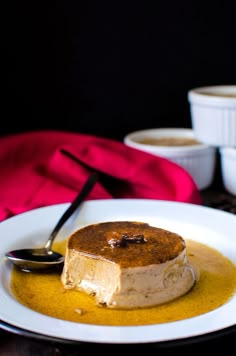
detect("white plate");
top-left (0, 199), bottom-right (235, 344)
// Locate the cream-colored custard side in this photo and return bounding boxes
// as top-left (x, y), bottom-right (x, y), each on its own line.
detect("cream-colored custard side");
top-left (61, 248), bottom-right (196, 309)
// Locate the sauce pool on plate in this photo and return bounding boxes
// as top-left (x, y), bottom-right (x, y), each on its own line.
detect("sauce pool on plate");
top-left (10, 239), bottom-right (236, 326)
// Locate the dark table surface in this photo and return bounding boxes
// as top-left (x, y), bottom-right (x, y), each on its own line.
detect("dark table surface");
top-left (1, 178), bottom-right (236, 355)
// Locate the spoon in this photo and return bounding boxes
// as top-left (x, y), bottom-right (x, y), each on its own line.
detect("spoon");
top-left (5, 173), bottom-right (98, 271)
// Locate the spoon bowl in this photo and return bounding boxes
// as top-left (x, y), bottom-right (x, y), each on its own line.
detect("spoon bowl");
top-left (5, 173), bottom-right (98, 271)
top-left (5, 248), bottom-right (65, 271)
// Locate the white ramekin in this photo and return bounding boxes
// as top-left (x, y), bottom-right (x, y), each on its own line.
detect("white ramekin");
top-left (219, 147), bottom-right (236, 196)
top-left (188, 85), bottom-right (236, 147)
top-left (124, 128), bottom-right (217, 190)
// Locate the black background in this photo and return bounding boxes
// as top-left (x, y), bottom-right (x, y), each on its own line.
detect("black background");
top-left (3, 1), bottom-right (236, 140)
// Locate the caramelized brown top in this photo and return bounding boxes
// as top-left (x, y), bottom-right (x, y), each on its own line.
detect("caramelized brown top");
top-left (68, 221), bottom-right (185, 268)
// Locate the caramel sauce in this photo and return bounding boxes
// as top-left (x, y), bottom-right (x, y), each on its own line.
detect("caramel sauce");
top-left (10, 239), bottom-right (236, 326)
top-left (136, 137), bottom-right (200, 146)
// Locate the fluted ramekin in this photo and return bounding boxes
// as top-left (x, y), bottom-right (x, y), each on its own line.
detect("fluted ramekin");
top-left (219, 147), bottom-right (236, 196)
top-left (188, 85), bottom-right (236, 147)
top-left (124, 128), bottom-right (217, 190)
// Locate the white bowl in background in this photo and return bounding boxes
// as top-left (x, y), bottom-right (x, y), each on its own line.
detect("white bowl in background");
top-left (219, 147), bottom-right (236, 196)
top-left (188, 85), bottom-right (236, 147)
top-left (124, 128), bottom-right (217, 190)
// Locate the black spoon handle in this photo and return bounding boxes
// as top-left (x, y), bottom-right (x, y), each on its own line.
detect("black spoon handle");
top-left (45, 173), bottom-right (98, 250)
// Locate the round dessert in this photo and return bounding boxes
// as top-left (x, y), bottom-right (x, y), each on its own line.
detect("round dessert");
top-left (61, 221), bottom-right (197, 309)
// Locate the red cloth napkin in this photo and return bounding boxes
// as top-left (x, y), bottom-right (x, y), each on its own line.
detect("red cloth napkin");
top-left (0, 130), bottom-right (202, 221)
